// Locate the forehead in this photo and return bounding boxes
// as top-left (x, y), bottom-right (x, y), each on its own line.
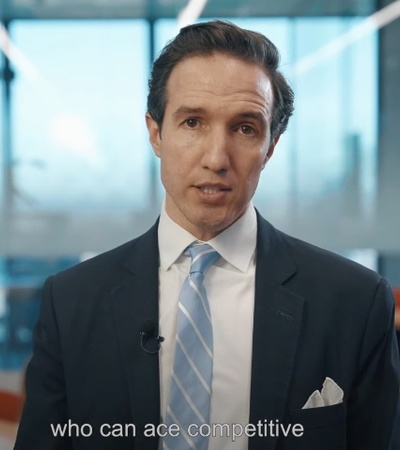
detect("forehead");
top-left (165, 53), bottom-right (274, 116)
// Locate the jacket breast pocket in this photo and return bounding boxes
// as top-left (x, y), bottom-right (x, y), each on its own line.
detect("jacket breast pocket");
top-left (278, 403), bottom-right (346, 450)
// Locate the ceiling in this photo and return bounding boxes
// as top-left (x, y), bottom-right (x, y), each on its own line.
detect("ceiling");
top-left (0, 0), bottom-right (378, 21)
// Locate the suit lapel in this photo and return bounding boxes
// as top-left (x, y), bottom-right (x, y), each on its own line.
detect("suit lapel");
top-left (249, 214), bottom-right (304, 450)
top-left (111, 222), bottom-right (161, 450)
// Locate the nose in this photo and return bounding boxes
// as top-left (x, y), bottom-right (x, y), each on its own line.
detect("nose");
top-left (200, 126), bottom-right (230, 173)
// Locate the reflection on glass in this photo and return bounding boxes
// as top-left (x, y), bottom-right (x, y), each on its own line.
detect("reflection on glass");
top-left (11, 20), bottom-right (149, 212)
top-left (2, 17), bottom-right (379, 255)
top-left (0, 16), bottom-right (383, 370)
top-left (0, 256), bottom-right (78, 370)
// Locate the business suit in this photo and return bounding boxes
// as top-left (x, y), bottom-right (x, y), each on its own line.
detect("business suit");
top-left (15, 213), bottom-right (400, 450)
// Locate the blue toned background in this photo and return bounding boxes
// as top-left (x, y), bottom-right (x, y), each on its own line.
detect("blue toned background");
top-left (0, 3), bottom-right (399, 375)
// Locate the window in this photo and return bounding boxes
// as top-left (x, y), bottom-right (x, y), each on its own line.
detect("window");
top-left (11, 20), bottom-right (150, 213)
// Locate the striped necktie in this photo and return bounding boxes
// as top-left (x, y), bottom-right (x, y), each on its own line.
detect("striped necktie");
top-left (163, 243), bottom-right (220, 450)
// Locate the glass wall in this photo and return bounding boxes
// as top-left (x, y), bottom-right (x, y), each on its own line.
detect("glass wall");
top-left (1, 17), bottom-right (380, 256)
top-left (0, 16), bottom-right (383, 368)
top-left (4, 19), bottom-right (152, 256)
top-left (1, 19), bottom-right (152, 368)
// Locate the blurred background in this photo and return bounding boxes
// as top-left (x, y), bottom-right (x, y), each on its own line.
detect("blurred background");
top-left (0, 0), bottom-right (399, 445)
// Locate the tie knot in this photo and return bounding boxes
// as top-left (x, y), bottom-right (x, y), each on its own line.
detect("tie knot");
top-left (187, 243), bottom-right (219, 275)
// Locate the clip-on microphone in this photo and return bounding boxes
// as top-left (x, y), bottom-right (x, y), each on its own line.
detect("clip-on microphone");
top-left (140, 319), bottom-right (165, 354)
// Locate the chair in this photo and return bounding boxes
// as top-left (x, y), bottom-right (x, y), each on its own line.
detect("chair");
top-left (394, 287), bottom-right (400, 308)
top-left (394, 288), bottom-right (400, 346)
top-left (0, 390), bottom-right (23, 422)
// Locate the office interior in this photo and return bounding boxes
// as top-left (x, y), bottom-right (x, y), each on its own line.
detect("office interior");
top-left (0, 0), bottom-right (400, 446)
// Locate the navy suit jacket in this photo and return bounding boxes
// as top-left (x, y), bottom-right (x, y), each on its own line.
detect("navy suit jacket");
top-left (15, 214), bottom-right (400, 449)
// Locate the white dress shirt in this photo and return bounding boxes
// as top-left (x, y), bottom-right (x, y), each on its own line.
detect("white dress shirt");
top-left (158, 203), bottom-right (257, 450)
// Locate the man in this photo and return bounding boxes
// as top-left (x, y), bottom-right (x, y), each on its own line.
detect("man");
top-left (15, 20), bottom-right (399, 450)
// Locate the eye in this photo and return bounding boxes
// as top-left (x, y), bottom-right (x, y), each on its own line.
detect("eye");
top-left (185, 118), bottom-right (199, 128)
top-left (239, 125), bottom-right (256, 135)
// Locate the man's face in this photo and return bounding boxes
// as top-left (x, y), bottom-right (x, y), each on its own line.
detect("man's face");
top-left (146, 53), bottom-right (279, 240)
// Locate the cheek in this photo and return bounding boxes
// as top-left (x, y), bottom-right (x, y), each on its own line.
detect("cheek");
top-left (241, 163), bottom-right (264, 192)
top-left (162, 145), bottom-right (194, 175)
top-left (160, 159), bottom-right (174, 189)
top-left (160, 152), bottom-right (186, 191)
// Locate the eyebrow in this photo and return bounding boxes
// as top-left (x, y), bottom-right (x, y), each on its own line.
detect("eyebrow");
top-left (172, 107), bottom-right (268, 125)
top-left (172, 106), bottom-right (207, 118)
top-left (236, 111), bottom-right (268, 125)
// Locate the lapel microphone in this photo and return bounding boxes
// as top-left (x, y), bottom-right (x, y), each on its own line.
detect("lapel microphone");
top-left (140, 319), bottom-right (165, 354)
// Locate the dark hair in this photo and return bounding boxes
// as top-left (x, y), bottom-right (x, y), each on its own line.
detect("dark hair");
top-left (147, 20), bottom-right (294, 141)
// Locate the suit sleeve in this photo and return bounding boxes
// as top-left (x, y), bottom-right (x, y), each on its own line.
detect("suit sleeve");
top-left (14, 276), bottom-right (72, 450)
top-left (347, 278), bottom-right (400, 449)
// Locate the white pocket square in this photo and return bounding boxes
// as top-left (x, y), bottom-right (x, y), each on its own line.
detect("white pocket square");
top-left (302, 377), bottom-right (344, 409)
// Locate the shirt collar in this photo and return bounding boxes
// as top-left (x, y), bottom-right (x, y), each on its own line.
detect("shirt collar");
top-left (158, 202), bottom-right (257, 273)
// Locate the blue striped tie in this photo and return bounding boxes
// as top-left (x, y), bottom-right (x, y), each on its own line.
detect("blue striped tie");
top-left (163, 244), bottom-right (220, 450)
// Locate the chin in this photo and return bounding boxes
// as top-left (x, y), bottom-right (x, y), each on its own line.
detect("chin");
top-left (191, 216), bottom-right (232, 238)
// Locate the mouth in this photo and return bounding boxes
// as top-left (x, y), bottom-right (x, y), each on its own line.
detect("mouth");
top-left (196, 184), bottom-right (231, 194)
top-left (199, 185), bottom-right (230, 194)
top-left (194, 184), bottom-right (232, 203)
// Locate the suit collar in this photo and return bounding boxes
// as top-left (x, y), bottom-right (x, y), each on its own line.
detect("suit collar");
top-left (121, 219), bottom-right (160, 276)
top-left (249, 213), bottom-right (304, 450)
top-left (255, 211), bottom-right (297, 285)
top-left (111, 221), bottom-right (161, 449)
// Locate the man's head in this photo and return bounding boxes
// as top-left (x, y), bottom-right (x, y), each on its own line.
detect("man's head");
top-left (146, 21), bottom-right (294, 241)
top-left (147, 20), bottom-right (294, 142)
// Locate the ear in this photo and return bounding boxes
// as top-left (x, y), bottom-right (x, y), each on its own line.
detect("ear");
top-left (145, 113), bottom-right (162, 157)
top-left (262, 135), bottom-right (280, 169)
